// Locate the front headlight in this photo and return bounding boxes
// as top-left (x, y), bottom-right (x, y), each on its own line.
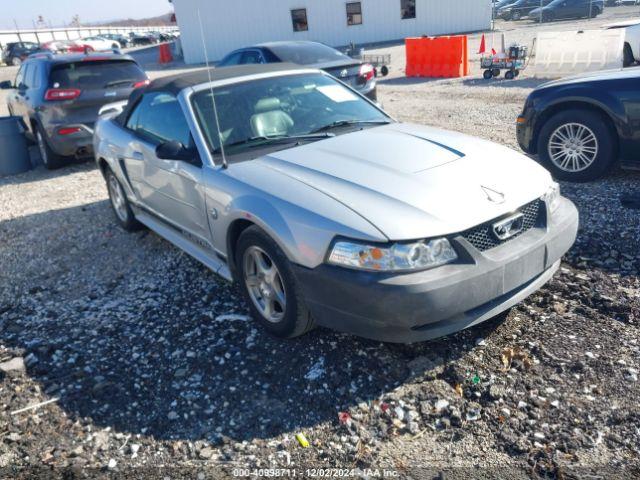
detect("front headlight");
top-left (328, 238), bottom-right (458, 272)
top-left (543, 182), bottom-right (561, 213)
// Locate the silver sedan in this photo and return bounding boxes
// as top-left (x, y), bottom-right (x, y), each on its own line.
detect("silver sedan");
top-left (93, 64), bottom-right (579, 343)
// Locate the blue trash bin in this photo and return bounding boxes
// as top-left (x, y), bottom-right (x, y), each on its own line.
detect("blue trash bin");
top-left (0, 116), bottom-right (31, 176)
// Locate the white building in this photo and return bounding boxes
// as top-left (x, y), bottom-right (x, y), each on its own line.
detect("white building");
top-left (171, 0), bottom-right (492, 64)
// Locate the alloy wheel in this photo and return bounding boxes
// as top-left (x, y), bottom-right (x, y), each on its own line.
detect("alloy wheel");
top-left (108, 174), bottom-right (128, 222)
top-left (243, 246), bottom-right (286, 323)
top-left (548, 122), bottom-right (599, 173)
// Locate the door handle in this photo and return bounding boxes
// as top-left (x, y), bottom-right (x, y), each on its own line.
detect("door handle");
top-left (132, 151), bottom-right (144, 160)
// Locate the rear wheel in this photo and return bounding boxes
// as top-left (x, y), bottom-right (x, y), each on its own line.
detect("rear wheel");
top-left (511, 10), bottom-right (522, 20)
top-left (236, 226), bottom-right (315, 339)
top-left (623, 43), bottom-right (635, 68)
top-left (537, 109), bottom-right (616, 182)
top-left (505, 70), bottom-right (515, 80)
top-left (11, 57), bottom-right (21, 66)
top-left (36, 124), bottom-right (64, 169)
top-left (492, 68), bottom-right (500, 78)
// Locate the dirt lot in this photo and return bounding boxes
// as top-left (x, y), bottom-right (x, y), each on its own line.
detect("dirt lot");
top-left (1, 9), bottom-right (640, 479)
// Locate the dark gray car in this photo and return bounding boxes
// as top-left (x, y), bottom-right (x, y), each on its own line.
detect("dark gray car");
top-left (217, 41), bottom-right (377, 101)
top-left (0, 52), bottom-right (148, 168)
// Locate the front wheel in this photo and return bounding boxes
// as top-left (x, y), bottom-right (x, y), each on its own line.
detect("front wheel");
top-left (483, 69), bottom-right (493, 80)
top-left (236, 226), bottom-right (315, 339)
top-left (505, 70), bottom-right (515, 80)
top-left (106, 168), bottom-right (140, 231)
top-left (11, 57), bottom-right (21, 66)
top-left (537, 109), bottom-right (616, 182)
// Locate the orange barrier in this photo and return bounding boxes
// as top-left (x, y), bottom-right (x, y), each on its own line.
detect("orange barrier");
top-left (405, 36), bottom-right (469, 78)
top-left (158, 43), bottom-right (173, 64)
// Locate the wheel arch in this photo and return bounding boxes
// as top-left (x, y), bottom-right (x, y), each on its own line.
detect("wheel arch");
top-left (532, 100), bottom-right (620, 155)
top-left (226, 218), bottom-right (256, 280)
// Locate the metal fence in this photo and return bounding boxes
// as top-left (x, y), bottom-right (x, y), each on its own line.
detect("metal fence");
top-left (0, 25), bottom-right (175, 49)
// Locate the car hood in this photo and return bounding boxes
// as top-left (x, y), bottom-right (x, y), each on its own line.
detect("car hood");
top-left (538, 66), bottom-right (640, 89)
top-left (253, 123), bottom-right (552, 240)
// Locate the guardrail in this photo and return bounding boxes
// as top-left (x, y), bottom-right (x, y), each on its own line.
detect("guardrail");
top-left (0, 26), bottom-right (175, 49)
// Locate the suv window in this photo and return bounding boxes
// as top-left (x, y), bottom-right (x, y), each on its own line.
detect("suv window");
top-left (127, 92), bottom-right (192, 147)
top-left (25, 62), bottom-right (39, 88)
top-left (49, 60), bottom-right (146, 89)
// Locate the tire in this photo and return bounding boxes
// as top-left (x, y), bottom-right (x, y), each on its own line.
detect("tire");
top-left (623, 43), bottom-right (635, 68)
top-left (112, 43), bottom-right (119, 50)
top-left (236, 226), bottom-right (315, 339)
top-left (492, 68), bottom-right (500, 77)
top-left (505, 70), bottom-right (515, 80)
top-left (36, 124), bottom-right (64, 169)
top-left (483, 69), bottom-right (493, 80)
top-left (105, 168), bottom-right (141, 231)
top-left (512, 10), bottom-right (521, 20)
top-left (11, 57), bottom-right (21, 66)
top-left (537, 109), bottom-right (616, 182)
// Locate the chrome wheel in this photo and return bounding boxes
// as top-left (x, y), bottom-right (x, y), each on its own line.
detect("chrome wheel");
top-left (108, 174), bottom-right (128, 222)
top-left (12, 57), bottom-right (21, 66)
top-left (548, 122), bottom-right (598, 173)
top-left (37, 131), bottom-right (49, 166)
top-left (243, 246), bottom-right (286, 323)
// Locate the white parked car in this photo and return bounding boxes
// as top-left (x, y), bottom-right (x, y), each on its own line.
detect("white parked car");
top-left (603, 18), bottom-right (640, 66)
top-left (80, 36), bottom-right (120, 52)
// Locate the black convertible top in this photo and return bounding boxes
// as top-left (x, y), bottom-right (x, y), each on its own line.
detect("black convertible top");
top-left (146, 63), bottom-right (306, 95)
top-left (116, 63), bottom-right (309, 125)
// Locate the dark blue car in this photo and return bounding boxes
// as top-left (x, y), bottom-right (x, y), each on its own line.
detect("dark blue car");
top-left (530, 0), bottom-right (604, 22)
top-left (517, 67), bottom-right (640, 181)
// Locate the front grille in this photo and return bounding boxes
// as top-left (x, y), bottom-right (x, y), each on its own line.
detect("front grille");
top-left (461, 200), bottom-right (543, 252)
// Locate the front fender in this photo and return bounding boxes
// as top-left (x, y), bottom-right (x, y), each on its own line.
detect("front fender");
top-left (535, 86), bottom-right (628, 138)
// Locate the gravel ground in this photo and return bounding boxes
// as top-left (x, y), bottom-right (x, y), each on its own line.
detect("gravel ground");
top-left (1, 12), bottom-right (640, 479)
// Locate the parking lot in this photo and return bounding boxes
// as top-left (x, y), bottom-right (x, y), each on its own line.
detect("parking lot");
top-left (1, 8), bottom-right (639, 477)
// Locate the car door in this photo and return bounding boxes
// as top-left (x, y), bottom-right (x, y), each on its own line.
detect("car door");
top-left (123, 91), bottom-right (209, 242)
top-left (6, 64), bottom-right (25, 117)
top-left (10, 63), bottom-right (31, 127)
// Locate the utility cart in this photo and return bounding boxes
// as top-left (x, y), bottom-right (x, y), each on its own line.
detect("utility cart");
top-left (362, 54), bottom-right (391, 77)
top-left (481, 45), bottom-right (528, 80)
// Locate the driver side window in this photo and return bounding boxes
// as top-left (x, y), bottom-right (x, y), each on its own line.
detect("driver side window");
top-left (126, 92), bottom-right (193, 148)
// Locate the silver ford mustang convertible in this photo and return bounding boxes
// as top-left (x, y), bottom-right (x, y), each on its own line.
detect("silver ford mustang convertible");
top-left (94, 64), bottom-right (579, 343)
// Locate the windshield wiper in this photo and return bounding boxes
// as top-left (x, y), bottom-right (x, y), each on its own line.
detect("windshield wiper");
top-left (310, 119), bottom-right (391, 133)
top-left (215, 133), bottom-right (335, 153)
top-left (104, 78), bottom-right (136, 88)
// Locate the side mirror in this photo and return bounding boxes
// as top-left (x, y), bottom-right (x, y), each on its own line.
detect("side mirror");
top-left (156, 140), bottom-right (196, 162)
top-left (0, 80), bottom-right (13, 89)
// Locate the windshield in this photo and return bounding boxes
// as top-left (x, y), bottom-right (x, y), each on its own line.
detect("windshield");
top-left (268, 43), bottom-right (351, 65)
top-left (191, 72), bottom-right (390, 157)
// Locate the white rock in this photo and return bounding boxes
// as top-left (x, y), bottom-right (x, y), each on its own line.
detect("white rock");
top-left (107, 458), bottom-right (117, 469)
top-left (434, 399), bottom-right (449, 412)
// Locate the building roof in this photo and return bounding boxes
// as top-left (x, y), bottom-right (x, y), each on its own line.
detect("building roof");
top-left (147, 63), bottom-right (307, 95)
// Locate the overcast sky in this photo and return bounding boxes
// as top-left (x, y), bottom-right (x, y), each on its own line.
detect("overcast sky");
top-left (2, 0), bottom-right (172, 30)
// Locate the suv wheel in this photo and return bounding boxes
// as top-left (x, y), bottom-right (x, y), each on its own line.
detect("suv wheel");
top-left (12, 57), bottom-right (21, 66)
top-left (106, 168), bottom-right (140, 231)
top-left (537, 109), bottom-right (615, 182)
top-left (36, 124), bottom-right (63, 169)
top-left (236, 226), bottom-right (315, 339)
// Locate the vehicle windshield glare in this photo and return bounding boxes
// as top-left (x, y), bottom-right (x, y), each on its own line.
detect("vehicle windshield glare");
top-left (191, 73), bottom-right (390, 157)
